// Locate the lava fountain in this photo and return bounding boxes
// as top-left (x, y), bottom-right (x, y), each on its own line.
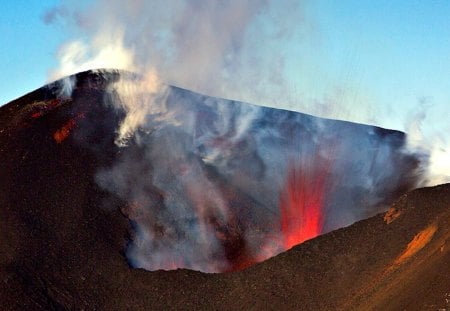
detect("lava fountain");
top-left (280, 155), bottom-right (332, 250)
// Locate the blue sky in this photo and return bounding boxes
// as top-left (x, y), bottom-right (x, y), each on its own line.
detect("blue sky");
top-left (0, 1), bottom-right (63, 104)
top-left (301, 0), bottom-right (450, 130)
top-left (0, 1), bottom-right (449, 134)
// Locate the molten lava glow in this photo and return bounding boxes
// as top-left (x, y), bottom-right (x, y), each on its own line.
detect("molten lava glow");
top-left (31, 112), bottom-right (42, 118)
top-left (54, 119), bottom-right (77, 143)
top-left (31, 99), bottom-right (64, 120)
top-left (280, 158), bottom-right (331, 250)
top-left (53, 113), bottom-right (85, 144)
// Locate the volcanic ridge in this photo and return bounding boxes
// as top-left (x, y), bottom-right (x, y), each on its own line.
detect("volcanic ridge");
top-left (0, 70), bottom-right (448, 310)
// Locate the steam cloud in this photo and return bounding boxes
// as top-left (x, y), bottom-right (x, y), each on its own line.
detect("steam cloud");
top-left (45, 1), bottom-right (448, 272)
top-left (89, 72), bottom-right (422, 272)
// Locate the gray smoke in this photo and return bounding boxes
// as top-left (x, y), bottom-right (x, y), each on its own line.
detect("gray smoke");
top-left (89, 73), bottom-right (423, 272)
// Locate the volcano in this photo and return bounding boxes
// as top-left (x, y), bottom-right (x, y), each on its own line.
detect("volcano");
top-left (1, 69), bottom-right (448, 310)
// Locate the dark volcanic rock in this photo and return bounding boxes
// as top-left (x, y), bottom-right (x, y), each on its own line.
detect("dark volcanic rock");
top-left (1, 70), bottom-right (448, 310)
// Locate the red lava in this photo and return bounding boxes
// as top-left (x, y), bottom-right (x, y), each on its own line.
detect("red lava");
top-left (31, 112), bottom-right (42, 118)
top-left (280, 156), bottom-right (332, 250)
top-left (53, 113), bottom-right (85, 144)
top-left (54, 119), bottom-right (77, 143)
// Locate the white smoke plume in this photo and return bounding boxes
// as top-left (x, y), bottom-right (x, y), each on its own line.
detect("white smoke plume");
top-left (405, 106), bottom-right (450, 186)
top-left (107, 70), bottom-right (166, 146)
top-left (46, 0), bottom-right (302, 101)
top-left (46, 0), bottom-right (306, 151)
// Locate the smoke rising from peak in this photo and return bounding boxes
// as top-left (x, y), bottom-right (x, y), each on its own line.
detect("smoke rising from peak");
top-left (47, 0), bottom-right (306, 152)
top-left (107, 70), bottom-right (167, 146)
top-left (50, 29), bottom-right (135, 81)
top-left (47, 0), bottom-right (302, 105)
top-left (46, 1), bottom-right (449, 186)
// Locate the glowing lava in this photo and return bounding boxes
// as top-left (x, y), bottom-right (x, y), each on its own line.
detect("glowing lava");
top-left (280, 157), bottom-right (331, 250)
top-left (31, 112), bottom-right (42, 118)
top-left (54, 119), bottom-right (77, 144)
top-left (53, 113), bottom-right (85, 144)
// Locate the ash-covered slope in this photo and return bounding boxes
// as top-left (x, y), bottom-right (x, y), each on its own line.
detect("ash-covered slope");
top-left (1, 69), bottom-right (446, 310)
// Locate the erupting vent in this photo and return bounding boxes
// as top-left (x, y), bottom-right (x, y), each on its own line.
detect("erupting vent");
top-left (43, 71), bottom-right (425, 273)
top-left (280, 158), bottom-right (331, 249)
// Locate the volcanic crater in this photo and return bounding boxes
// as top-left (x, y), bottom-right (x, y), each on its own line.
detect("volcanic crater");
top-left (0, 69), bottom-right (449, 310)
